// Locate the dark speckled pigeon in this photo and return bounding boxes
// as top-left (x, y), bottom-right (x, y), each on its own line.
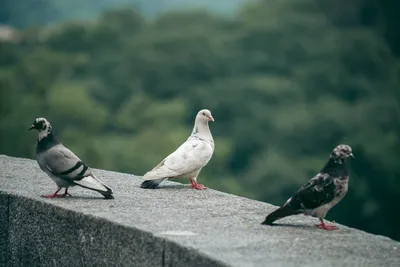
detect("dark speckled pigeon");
top-left (29, 117), bottom-right (114, 199)
top-left (262, 144), bottom-right (354, 230)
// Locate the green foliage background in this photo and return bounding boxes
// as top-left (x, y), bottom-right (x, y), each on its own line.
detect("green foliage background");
top-left (1, 0), bottom-right (399, 240)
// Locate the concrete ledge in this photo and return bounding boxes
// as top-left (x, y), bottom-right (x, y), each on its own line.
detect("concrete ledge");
top-left (0, 155), bottom-right (399, 267)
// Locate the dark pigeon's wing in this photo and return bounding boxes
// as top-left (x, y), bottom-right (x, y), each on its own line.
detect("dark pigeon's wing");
top-left (287, 173), bottom-right (337, 210)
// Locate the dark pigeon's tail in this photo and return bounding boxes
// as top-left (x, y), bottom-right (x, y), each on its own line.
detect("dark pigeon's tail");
top-left (262, 205), bottom-right (302, 225)
top-left (140, 178), bottom-right (165, 189)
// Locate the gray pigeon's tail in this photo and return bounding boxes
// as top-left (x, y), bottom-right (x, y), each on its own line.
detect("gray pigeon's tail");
top-left (262, 205), bottom-right (301, 225)
top-left (74, 175), bottom-right (114, 199)
top-left (140, 178), bottom-right (165, 189)
top-left (96, 185), bottom-right (114, 199)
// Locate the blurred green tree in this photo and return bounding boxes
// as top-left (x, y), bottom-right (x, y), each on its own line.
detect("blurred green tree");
top-left (0, 0), bottom-right (399, 240)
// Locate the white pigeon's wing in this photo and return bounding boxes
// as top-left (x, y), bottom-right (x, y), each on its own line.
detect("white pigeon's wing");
top-left (143, 139), bottom-right (213, 180)
top-left (41, 144), bottom-right (91, 181)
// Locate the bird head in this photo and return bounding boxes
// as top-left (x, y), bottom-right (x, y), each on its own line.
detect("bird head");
top-left (331, 144), bottom-right (354, 161)
top-left (29, 117), bottom-right (52, 134)
top-left (196, 109), bottom-right (214, 122)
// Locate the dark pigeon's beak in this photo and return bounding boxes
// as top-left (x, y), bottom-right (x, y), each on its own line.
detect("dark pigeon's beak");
top-left (349, 153), bottom-right (355, 159)
top-left (29, 125), bottom-right (35, 131)
top-left (208, 115), bottom-right (215, 122)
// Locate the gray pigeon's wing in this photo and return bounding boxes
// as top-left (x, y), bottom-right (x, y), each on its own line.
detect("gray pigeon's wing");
top-left (41, 144), bottom-right (91, 181)
top-left (143, 139), bottom-right (214, 180)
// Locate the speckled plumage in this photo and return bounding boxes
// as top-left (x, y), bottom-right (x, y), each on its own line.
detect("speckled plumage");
top-left (262, 144), bottom-right (354, 230)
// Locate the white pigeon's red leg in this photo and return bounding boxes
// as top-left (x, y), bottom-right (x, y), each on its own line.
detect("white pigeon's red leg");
top-left (316, 219), bottom-right (339, 230)
top-left (59, 188), bottom-right (71, 197)
top-left (42, 188), bottom-right (63, 198)
top-left (189, 178), bottom-right (207, 190)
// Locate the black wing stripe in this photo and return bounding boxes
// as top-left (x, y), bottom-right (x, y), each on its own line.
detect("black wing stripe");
top-left (57, 161), bottom-right (83, 175)
top-left (74, 164), bottom-right (89, 181)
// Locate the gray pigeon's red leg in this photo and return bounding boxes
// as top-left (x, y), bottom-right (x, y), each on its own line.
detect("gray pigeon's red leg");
top-left (189, 178), bottom-right (207, 190)
top-left (59, 188), bottom-right (71, 197)
top-left (42, 188), bottom-right (63, 198)
top-left (316, 219), bottom-right (339, 230)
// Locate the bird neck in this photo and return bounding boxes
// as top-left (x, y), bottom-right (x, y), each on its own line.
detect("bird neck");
top-left (36, 131), bottom-right (60, 153)
top-left (320, 156), bottom-right (349, 179)
top-left (191, 120), bottom-right (213, 141)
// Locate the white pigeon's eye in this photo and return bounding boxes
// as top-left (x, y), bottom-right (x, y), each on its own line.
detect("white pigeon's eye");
top-left (202, 112), bottom-right (206, 116)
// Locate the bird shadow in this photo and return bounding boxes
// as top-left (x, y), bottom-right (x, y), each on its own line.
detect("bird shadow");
top-left (40, 195), bottom-right (108, 200)
top-left (263, 223), bottom-right (316, 229)
top-left (142, 183), bottom-right (189, 190)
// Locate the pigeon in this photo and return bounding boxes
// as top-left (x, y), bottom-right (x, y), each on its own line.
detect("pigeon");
top-left (140, 109), bottom-right (215, 190)
top-left (262, 144), bottom-right (354, 230)
top-left (29, 117), bottom-right (114, 199)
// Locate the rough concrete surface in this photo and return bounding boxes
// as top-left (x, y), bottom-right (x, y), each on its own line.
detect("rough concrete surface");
top-left (0, 154), bottom-right (399, 267)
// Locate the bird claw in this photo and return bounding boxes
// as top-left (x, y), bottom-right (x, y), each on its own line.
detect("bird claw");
top-left (316, 223), bottom-right (339, 231)
top-left (42, 190), bottom-right (71, 198)
top-left (189, 177), bottom-right (207, 190)
top-left (42, 193), bottom-right (64, 198)
top-left (190, 184), bottom-right (207, 190)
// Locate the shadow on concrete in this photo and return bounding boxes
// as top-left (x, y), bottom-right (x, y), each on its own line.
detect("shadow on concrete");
top-left (264, 223), bottom-right (316, 229)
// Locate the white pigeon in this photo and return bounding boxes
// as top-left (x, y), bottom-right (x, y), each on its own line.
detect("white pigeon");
top-left (29, 117), bottom-right (114, 199)
top-left (140, 109), bottom-right (215, 190)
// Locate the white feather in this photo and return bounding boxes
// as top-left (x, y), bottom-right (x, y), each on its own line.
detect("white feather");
top-left (73, 175), bottom-right (109, 192)
top-left (142, 109), bottom-right (215, 181)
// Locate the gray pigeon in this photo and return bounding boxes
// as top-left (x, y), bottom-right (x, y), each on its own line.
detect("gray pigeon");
top-left (262, 144), bottom-right (354, 230)
top-left (29, 117), bottom-right (114, 199)
top-left (140, 109), bottom-right (215, 190)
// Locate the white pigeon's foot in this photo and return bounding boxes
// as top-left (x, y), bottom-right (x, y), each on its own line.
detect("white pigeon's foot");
top-left (189, 178), bottom-right (207, 190)
top-left (190, 183), bottom-right (207, 190)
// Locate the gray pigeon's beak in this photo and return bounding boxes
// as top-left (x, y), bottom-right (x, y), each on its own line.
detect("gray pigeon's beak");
top-left (349, 153), bottom-right (355, 159)
top-left (29, 125), bottom-right (35, 131)
top-left (208, 115), bottom-right (215, 122)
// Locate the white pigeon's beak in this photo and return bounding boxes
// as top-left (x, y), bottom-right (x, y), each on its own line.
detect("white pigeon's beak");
top-left (349, 153), bottom-right (355, 159)
top-left (208, 115), bottom-right (215, 122)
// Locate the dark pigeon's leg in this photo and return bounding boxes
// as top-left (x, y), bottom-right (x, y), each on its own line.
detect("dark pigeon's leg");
top-left (316, 218), bottom-right (339, 230)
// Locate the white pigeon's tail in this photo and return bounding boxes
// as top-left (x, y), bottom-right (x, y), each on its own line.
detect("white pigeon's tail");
top-left (140, 178), bottom-right (166, 189)
top-left (74, 174), bottom-right (114, 199)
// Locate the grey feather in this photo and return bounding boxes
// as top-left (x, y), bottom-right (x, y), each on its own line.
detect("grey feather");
top-left (31, 118), bottom-right (113, 199)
